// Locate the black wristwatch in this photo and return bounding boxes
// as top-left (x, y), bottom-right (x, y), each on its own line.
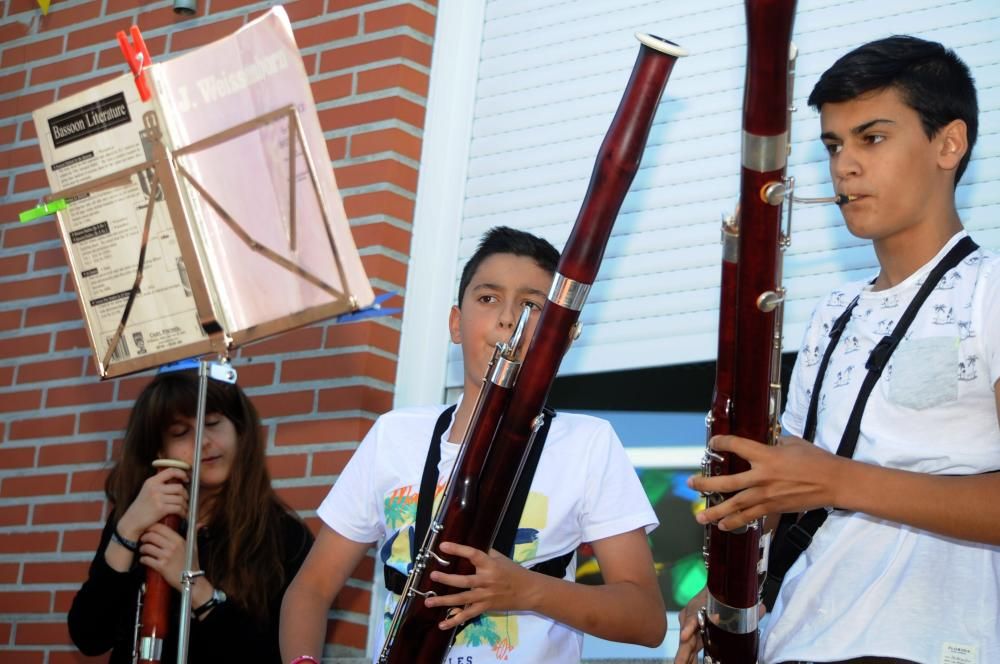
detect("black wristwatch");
top-left (192, 587), bottom-right (227, 618)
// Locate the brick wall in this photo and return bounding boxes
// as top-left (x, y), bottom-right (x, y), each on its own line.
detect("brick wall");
top-left (0, 0), bottom-right (436, 661)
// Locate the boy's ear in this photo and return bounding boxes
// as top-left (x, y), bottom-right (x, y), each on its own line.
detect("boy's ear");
top-left (448, 305), bottom-right (462, 344)
top-left (937, 118), bottom-right (968, 172)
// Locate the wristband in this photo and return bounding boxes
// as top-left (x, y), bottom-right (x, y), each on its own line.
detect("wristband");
top-left (112, 526), bottom-right (139, 553)
top-left (289, 657), bottom-right (319, 664)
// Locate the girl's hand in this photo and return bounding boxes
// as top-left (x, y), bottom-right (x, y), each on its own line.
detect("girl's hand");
top-left (138, 522), bottom-right (195, 592)
top-left (116, 467), bottom-right (189, 540)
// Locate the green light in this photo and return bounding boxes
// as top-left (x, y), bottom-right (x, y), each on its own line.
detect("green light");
top-left (672, 553), bottom-right (707, 606)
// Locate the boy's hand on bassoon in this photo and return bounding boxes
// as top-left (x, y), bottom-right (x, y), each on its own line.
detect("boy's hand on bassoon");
top-left (673, 587), bottom-right (706, 663)
top-left (424, 541), bottom-right (529, 629)
top-left (687, 435), bottom-right (847, 531)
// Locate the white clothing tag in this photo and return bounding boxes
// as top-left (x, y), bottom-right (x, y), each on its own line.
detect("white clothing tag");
top-left (941, 642), bottom-right (978, 664)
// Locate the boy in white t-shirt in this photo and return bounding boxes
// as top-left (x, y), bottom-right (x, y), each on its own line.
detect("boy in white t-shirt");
top-left (280, 227), bottom-right (666, 663)
top-left (676, 36), bottom-right (1000, 664)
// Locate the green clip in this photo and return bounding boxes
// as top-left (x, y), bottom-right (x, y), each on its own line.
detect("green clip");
top-left (19, 198), bottom-right (67, 223)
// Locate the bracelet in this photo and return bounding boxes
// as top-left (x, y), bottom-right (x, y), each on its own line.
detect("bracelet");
top-left (111, 526), bottom-right (139, 553)
top-left (289, 657), bottom-right (319, 664)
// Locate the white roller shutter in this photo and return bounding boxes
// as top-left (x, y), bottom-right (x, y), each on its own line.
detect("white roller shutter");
top-left (420, 0), bottom-right (1000, 390)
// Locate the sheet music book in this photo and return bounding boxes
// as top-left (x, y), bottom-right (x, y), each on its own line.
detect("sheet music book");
top-left (32, 7), bottom-right (374, 378)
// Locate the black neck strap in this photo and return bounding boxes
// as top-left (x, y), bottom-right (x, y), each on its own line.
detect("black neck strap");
top-left (385, 404), bottom-right (571, 597)
top-left (763, 235), bottom-right (978, 611)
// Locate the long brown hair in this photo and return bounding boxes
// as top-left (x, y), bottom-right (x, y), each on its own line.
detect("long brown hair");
top-left (105, 369), bottom-right (300, 623)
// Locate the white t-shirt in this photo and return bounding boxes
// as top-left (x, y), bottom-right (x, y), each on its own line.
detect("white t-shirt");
top-left (318, 402), bottom-right (658, 664)
top-left (762, 231), bottom-right (1000, 664)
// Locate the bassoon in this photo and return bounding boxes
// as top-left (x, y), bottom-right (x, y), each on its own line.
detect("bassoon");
top-left (379, 32), bottom-right (686, 664)
top-left (699, 1), bottom-right (797, 662)
top-left (132, 458), bottom-right (190, 664)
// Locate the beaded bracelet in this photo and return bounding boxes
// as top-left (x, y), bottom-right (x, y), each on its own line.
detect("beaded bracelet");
top-left (112, 526), bottom-right (139, 553)
top-left (288, 656), bottom-right (319, 664)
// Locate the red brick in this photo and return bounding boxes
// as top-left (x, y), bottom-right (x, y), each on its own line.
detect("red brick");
top-left (0, 274), bottom-right (61, 302)
top-left (0, 17), bottom-right (29, 43)
top-left (250, 390), bottom-right (314, 419)
top-left (240, 326), bottom-right (324, 357)
top-left (332, 584), bottom-right (370, 613)
top-left (0, 591), bottom-right (50, 613)
top-left (17, 357), bottom-right (83, 384)
top-left (0, 446), bottom-right (35, 469)
top-left (310, 73), bottom-right (353, 103)
top-left (62, 527), bottom-right (102, 553)
top-left (365, 4), bottom-right (436, 36)
top-left (274, 483), bottom-right (330, 511)
top-left (0, 531), bottom-right (59, 554)
top-left (0, 649), bottom-right (44, 664)
top-left (0, 124), bottom-right (16, 147)
top-left (343, 191), bottom-right (415, 224)
top-left (0, 562), bottom-right (18, 583)
top-left (0, 36), bottom-right (64, 69)
top-left (265, 453), bottom-right (307, 479)
top-left (327, 135), bottom-right (347, 160)
top-left (78, 408), bottom-right (129, 435)
top-left (70, 468), bottom-right (108, 494)
top-left (8, 415), bottom-right (75, 441)
top-left (283, 0), bottom-right (326, 24)
top-left (301, 52), bottom-right (317, 77)
top-left (0, 89), bottom-right (55, 122)
top-left (319, 35), bottom-right (432, 73)
top-left (0, 389), bottom-right (42, 413)
top-left (324, 319), bottom-right (400, 354)
top-left (53, 589), bottom-right (77, 613)
top-left (283, 350), bottom-right (396, 384)
top-left (20, 119), bottom-right (38, 141)
top-left (171, 16), bottom-right (245, 53)
top-left (1, 471), bottom-right (68, 497)
top-left (352, 126), bottom-right (421, 161)
top-left (54, 327), bottom-right (89, 351)
top-left (325, 616), bottom-right (367, 649)
top-left (34, 500), bottom-right (104, 525)
top-left (334, 158), bottom-right (419, 192)
top-left (25, 300), bottom-right (83, 327)
top-left (33, 247), bottom-right (67, 270)
top-left (22, 560), bottom-right (90, 584)
top-left (227, 361), bottom-right (274, 388)
top-left (13, 168), bottom-right (48, 193)
top-left (65, 17), bottom-right (135, 52)
top-left (0, 253), bottom-right (29, 276)
top-left (46, 382), bottom-right (115, 408)
top-left (0, 361), bottom-right (14, 384)
top-left (3, 219), bottom-right (58, 248)
top-left (0, 69), bottom-right (26, 96)
top-left (38, 1), bottom-right (101, 31)
top-left (38, 440), bottom-right (108, 466)
top-left (319, 96), bottom-right (426, 132)
top-left (274, 417), bottom-right (371, 445)
top-left (350, 221), bottom-right (412, 255)
top-left (360, 252), bottom-right (408, 288)
top-left (0, 309), bottom-right (23, 332)
top-left (0, 144), bottom-right (43, 171)
top-left (13, 620), bottom-right (68, 645)
top-left (295, 15), bottom-right (359, 49)
top-left (318, 384), bottom-right (392, 415)
top-left (0, 504), bottom-right (29, 526)
top-left (58, 72), bottom-right (117, 99)
top-left (30, 53), bottom-right (95, 86)
top-left (312, 449), bottom-right (354, 476)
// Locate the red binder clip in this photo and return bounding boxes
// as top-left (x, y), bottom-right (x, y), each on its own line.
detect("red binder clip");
top-left (117, 25), bottom-right (152, 101)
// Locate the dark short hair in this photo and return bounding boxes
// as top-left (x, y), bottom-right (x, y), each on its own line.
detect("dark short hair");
top-left (808, 35), bottom-right (978, 185)
top-left (457, 226), bottom-right (559, 306)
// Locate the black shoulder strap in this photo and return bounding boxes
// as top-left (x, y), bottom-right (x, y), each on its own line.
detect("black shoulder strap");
top-left (763, 236), bottom-right (978, 610)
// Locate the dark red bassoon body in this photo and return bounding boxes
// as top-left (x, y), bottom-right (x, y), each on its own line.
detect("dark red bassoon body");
top-left (378, 33), bottom-right (686, 664)
top-left (701, 2), bottom-right (797, 662)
